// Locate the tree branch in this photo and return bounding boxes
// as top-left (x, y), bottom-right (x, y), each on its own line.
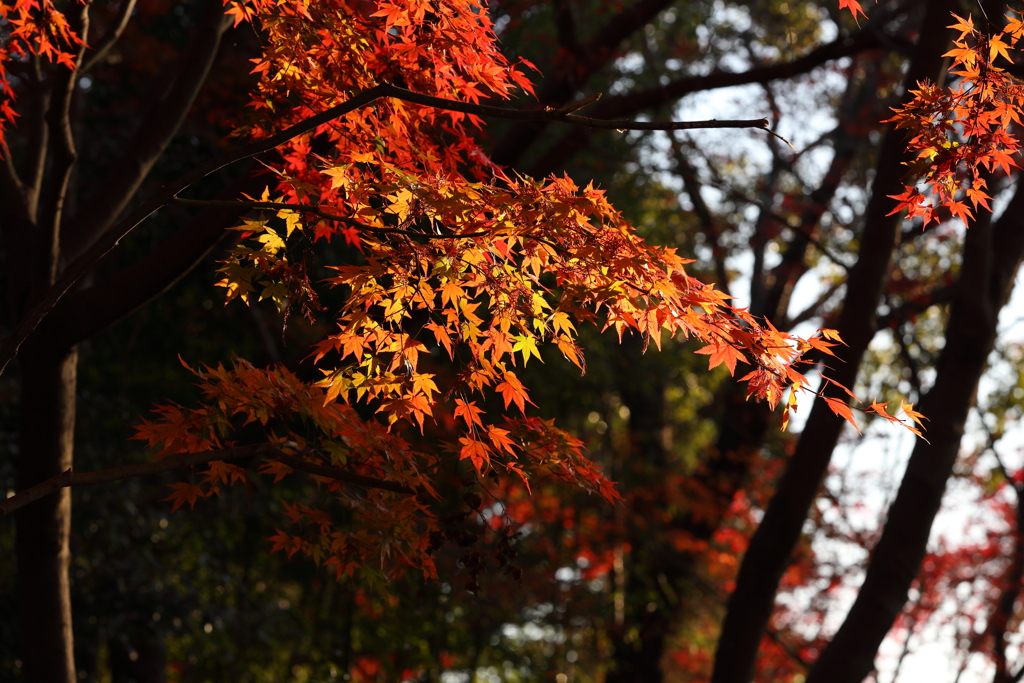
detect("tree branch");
top-left (43, 170), bottom-right (266, 350)
top-left (81, 0), bottom-right (138, 74)
top-left (491, 0), bottom-right (686, 165)
top-left (62, 0), bottom-right (233, 262)
top-left (0, 442), bottom-right (415, 517)
top-left (34, 0), bottom-right (91, 291)
top-left (0, 82), bottom-right (780, 377)
top-left (23, 54), bottom-right (50, 223)
top-left (524, 23), bottom-right (891, 176)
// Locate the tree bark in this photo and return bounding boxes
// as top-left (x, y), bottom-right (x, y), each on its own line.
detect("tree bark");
top-left (16, 345), bottom-right (78, 683)
top-left (804, 179), bottom-right (1024, 683)
top-left (709, 3), bottom-right (955, 681)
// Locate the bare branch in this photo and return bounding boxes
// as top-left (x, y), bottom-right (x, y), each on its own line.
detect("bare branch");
top-left (390, 84), bottom-right (775, 133)
top-left (491, 0), bottom-right (685, 165)
top-left (0, 82), bottom-right (777, 377)
top-left (24, 54), bottom-right (49, 221)
top-left (45, 171), bottom-right (266, 349)
top-left (0, 442), bottom-right (415, 517)
top-left (82, 0), bottom-right (138, 74)
top-left (36, 0), bottom-right (91, 287)
top-left (524, 25), bottom-right (891, 176)
top-left (63, 0), bottom-right (233, 262)
top-left (557, 92), bottom-right (601, 114)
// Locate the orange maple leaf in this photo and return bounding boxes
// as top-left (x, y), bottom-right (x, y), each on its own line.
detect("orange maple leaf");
top-left (822, 396), bottom-right (862, 434)
top-left (163, 482), bottom-right (205, 512)
top-left (695, 342), bottom-right (747, 375)
top-left (839, 0), bottom-right (868, 22)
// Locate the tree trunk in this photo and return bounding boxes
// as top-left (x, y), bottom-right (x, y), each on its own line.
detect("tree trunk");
top-left (16, 345), bottom-right (78, 683)
top-left (804, 178), bottom-right (1024, 683)
top-left (708, 3), bottom-right (955, 680)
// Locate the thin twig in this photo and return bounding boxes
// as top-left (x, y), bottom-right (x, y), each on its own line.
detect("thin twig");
top-left (82, 0), bottom-right (138, 73)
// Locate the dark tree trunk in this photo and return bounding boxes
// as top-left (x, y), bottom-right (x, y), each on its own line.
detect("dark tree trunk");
top-left (709, 3), bottom-right (956, 681)
top-left (805, 178), bottom-right (1024, 683)
top-left (16, 345), bottom-right (78, 683)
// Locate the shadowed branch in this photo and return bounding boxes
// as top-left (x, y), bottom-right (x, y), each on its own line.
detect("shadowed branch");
top-left (0, 442), bottom-right (415, 517)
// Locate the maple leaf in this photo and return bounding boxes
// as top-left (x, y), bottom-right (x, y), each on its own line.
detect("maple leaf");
top-left (163, 482), bottom-right (205, 512)
top-left (258, 460), bottom-right (295, 483)
top-left (822, 396), bottom-right (861, 434)
top-left (424, 322), bottom-right (454, 359)
top-left (838, 0), bottom-right (868, 22)
top-left (268, 530), bottom-right (306, 559)
top-left (695, 342), bottom-right (747, 375)
top-left (496, 371), bottom-right (532, 413)
top-left (485, 329), bottom-right (515, 364)
top-left (948, 14), bottom-right (975, 41)
top-left (819, 328), bottom-right (844, 343)
top-left (901, 402), bottom-right (928, 427)
top-left (946, 201), bottom-right (974, 225)
top-left (454, 399), bottom-right (485, 429)
top-left (1007, 13), bottom-right (1024, 40)
top-left (459, 437), bottom-right (491, 473)
top-left (867, 398), bottom-right (890, 417)
top-left (989, 34), bottom-right (1013, 64)
top-left (487, 426), bottom-right (517, 455)
top-left (511, 334), bottom-right (543, 365)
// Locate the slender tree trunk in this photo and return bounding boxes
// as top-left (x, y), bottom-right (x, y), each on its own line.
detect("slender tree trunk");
top-left (708, 4), bottom-right (955, 681)
top-left (805, 182), bottom-right (1024, 683)
top-left (16, 344), bottom-right (78, 683)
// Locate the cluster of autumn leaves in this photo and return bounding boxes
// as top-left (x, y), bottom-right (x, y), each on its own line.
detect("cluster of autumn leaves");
top-left (887, 11), bottom-right (1024, 226)
top-left (142, 0), bottom-right (931, 577)
top-left (3, 0), bottom-right (1009, 579)
top-left (0, 0), bottom-right (83, 142)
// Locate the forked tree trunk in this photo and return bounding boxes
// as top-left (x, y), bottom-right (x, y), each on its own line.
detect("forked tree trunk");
top-left (16, 344), bottom-right (78, 683)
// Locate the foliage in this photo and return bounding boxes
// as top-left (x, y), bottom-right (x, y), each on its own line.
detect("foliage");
top-left (886, 11), bottom-right (1024, 226)
top-left (117, 0), bottom-right (881, 584)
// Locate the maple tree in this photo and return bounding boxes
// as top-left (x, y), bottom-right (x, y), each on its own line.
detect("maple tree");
top-left (0, 0), bottom-right (853, 680)
top-left (6, 0), bottom-right (1024, 681)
